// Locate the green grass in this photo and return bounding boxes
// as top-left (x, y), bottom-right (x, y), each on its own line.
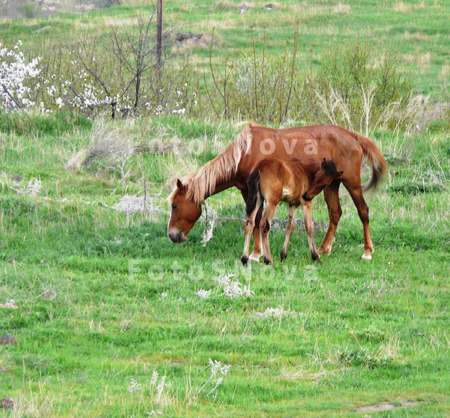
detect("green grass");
top-left (0, 111), bottom-right (449, 416)
top-left (0, 0), bottom-right (448, 99)
top-left (0, 1), bottom-right (449, 415)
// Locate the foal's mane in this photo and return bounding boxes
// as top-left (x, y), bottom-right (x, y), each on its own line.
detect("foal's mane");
top-left (182, 125), bottom-right (253, 204)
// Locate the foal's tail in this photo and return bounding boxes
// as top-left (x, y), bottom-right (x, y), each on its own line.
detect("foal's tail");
top-left (246, 170), bottom-right (261, 216)
top-left (354, 133), bottom-right (388, 192)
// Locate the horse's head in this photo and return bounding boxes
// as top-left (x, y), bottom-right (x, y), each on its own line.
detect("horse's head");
top-left (167, 179), bottom-right (202, 243)
top-left (302, 158), bottom-right (343, 201)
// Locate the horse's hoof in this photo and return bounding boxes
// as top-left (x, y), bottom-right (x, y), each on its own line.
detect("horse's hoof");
top-left (249, 254), bottom-right (261, 263)
top-left (361, 253), bottom-right (372, 260)
top-left (241, 255), bottom-right (249, 266)
top-left (280, 251), bottom-right (287, 261)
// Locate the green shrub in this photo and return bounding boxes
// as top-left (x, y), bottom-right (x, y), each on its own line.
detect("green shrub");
top-left (21, 2), bottom-right (41, 18)
top-left (301, 42), bottom-right (413, 132)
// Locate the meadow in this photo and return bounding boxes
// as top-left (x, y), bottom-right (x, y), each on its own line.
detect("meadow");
top-left (1, 0), bottom-right (449, 416)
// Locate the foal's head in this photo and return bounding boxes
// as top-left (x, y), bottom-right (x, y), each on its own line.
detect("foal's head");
top-left (302, 158), bottom-right (343, 201)
top-left (167, 179), bottom-right (202, 243)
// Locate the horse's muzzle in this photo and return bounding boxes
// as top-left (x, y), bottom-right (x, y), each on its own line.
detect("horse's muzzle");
top-left (168, 232), bottom-right (187, 243)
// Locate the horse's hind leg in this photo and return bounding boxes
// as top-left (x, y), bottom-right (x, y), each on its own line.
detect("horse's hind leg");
top-left (303, 202), bottom-right (321, 263)
top-left (280, 205), bottom-right (298, 261)
top-left (318, 181), bottom-right (342, 256)
top-left (346, 184), bottom-right (374, 260)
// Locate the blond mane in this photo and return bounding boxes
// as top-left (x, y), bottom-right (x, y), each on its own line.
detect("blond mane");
top-left (172, 125), bottom-right (253, 205)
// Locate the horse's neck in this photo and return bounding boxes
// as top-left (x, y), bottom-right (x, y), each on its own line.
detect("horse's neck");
top-left (188, 166), bottom-right (237, 204)
top-left (204, 177), bottom-right (236, 199)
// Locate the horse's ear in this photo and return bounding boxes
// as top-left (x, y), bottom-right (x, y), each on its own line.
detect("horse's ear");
top-left (176, 179), bottom-right (185, 192)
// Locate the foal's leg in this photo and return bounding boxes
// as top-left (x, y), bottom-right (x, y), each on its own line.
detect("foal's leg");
top-left (260, 201), bottom-right (278, 265)
top-left (250, 205), bottom-right (264, 262)
top-left (303, 201), bottom-right (321, 263)
top-left (280, 205), bottom-right (298, 261)
top-left (240, 189), bottom-right (263, 262)
top-left (318, 181), bottom-right (342, 256)
top-left (346, 184), bottom-right (374, 260)
top-left (241, 199), bottom-right (262, 266)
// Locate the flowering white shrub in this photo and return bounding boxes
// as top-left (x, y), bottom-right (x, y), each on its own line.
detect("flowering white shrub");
top-left (0, 41), bottom-right (41, 111)
top-left (0, 37), bottom-right (198, 118)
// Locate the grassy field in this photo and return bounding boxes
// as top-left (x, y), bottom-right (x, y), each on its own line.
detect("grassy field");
top-left (1, 112), bottom-right (449, 416)
top-left (0, 0), bottom-right (448, 99)
top-left (1, 0), bottom-right (450, 416)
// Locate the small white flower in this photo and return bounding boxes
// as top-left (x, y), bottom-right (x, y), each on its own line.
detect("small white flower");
top-left (196, 289), bottom-right (211, 299)
top-left (127, 378), bottom-right (141, 392)
top-left (254, 307), bottom-right (299, 318)
top-left (151, 370), bottom-right (159, 386)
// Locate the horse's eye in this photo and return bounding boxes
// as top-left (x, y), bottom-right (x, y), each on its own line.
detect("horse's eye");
top-left (172, 204), bottom-right (178, 210)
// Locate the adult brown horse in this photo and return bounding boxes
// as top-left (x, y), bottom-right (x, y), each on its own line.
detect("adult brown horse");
top-left (168, 124), bottom-right (387, 260)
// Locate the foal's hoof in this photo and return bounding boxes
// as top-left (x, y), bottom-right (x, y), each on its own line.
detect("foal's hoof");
top-left (241, 255), bottom-right (249, 266)
top-left (249, 254), bottom-right (261, 263)
top-left (263, 257), bottom-right (273, 265)
top-left (317, 246), bottom-right (332, 256)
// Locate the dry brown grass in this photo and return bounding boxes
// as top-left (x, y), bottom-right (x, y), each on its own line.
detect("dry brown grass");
top-left (332, 3), bottom-right (352, 15)
top-left (172, 34), bottom-right (221, 55)
top-left (213, 1), bottom-right (236, 11)
top-left (404, 52), bottom-right (432, 70)
top-left (404, 30), bottom-right (429, 42)
top-left (439, 62), bottom-right (449, 81)
top-left (104, 17), bottom-right (141, 27)
top-left (393, 1), bottom-right (426, 13)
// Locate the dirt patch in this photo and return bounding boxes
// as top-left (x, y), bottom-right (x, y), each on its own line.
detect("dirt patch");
top-left (357, 400), bottom-right (420, 413)
top-left (0, 302), bottom-right (18, 309)
top-left (113, 195), bottom-right (163, 215)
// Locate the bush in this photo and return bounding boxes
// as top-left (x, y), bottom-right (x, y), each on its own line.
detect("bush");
top-left (301, 42), bottom-right (414, 133)
top-left (205, 28), bottom-right (299, 124)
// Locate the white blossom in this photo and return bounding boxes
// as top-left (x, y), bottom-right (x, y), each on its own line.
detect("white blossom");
top-left (254, 307), bottom-right (300, 318)
top-left (196, 289), bottom-right (211, 299)
top-left (0, 41), bottom-right (41, 110)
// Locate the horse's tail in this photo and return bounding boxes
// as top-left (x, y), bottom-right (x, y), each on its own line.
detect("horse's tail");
top-left (353, 133), bottom-right (388, 192)
top-left (246, 170), bottom-right (261, 216)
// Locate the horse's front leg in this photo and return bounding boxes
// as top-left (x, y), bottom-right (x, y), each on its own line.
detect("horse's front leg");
top-left (280, 205), bottom-right (298, 261)
top-left (303, 201), bottom-right (321, 263)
